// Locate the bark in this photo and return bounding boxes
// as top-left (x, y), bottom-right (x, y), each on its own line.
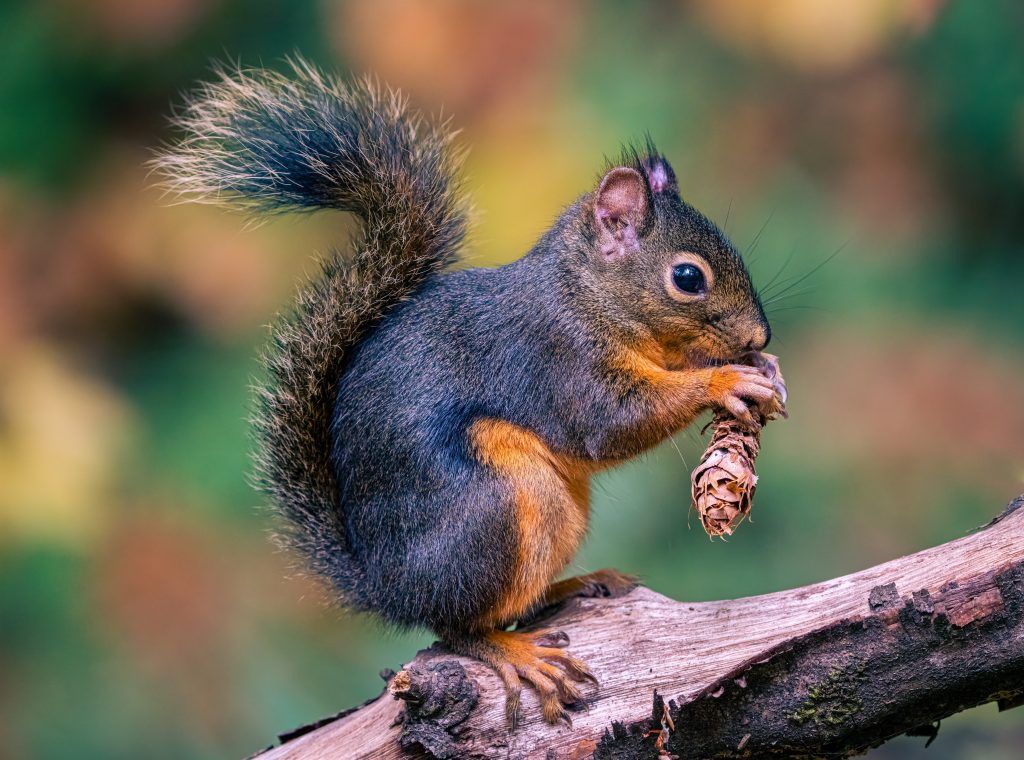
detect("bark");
top-left (251, 495), bottom-right (1024, 759)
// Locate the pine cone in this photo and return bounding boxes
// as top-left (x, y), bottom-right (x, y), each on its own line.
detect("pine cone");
top-left (691, 353), bottom-right (787, 538)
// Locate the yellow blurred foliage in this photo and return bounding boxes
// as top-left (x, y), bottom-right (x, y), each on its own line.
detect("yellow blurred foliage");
top-left (692, 0), bottom-right (943, 72)
top-left (464, 129), bottom-right (594, 263)
top-left (0, 347), bottom-right (134, 545)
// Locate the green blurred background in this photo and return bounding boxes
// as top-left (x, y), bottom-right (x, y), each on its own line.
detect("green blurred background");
top-left (1, 1), bottom-right (1023, 758)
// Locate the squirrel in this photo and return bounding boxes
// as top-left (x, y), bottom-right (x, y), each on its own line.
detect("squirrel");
top-left (155, 59), bottom-right (778, 728)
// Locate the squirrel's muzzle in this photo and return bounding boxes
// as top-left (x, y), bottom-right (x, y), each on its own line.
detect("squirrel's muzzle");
top-left (746, 323), bottom-right (770, 351)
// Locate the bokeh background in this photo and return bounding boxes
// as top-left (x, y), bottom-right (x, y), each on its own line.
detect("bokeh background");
top-left (2, 0), bottom-right (1023, 758)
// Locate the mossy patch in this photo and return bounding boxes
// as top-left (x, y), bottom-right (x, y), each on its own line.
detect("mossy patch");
top-left (788, 662), bottom-right (868, 727)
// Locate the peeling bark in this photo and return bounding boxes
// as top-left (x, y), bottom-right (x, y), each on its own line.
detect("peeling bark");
top-left (252, 495), bottom-right (1024, 760)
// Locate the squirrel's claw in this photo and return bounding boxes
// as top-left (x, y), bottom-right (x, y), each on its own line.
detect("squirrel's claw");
top-left (533, 629), bottom-right (571, 647)
top-left (746, 351), bottom-right (788, 418)
top-left (573, 568), bottom-right (639, 600)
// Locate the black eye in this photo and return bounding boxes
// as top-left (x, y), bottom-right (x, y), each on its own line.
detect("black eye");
top-left (672, 263), bottom-right (705, 294)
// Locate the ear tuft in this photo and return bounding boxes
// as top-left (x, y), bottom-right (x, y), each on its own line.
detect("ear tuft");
top-left (641, 155), bottom-right (678, 195)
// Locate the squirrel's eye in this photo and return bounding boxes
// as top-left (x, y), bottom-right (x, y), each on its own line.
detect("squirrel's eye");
top-left (672, 263), bottom-right (705, 294)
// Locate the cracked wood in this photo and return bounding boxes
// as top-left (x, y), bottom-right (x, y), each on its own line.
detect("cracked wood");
top-left (252, 495), bottom-right (1024, 759)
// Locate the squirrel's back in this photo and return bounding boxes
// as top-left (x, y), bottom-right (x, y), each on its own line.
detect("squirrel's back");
top-left (331, 241), bottom-right (595, 469)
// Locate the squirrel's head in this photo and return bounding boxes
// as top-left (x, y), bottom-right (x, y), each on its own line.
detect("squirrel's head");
top-left (575, 147), bottom-right (769, 367)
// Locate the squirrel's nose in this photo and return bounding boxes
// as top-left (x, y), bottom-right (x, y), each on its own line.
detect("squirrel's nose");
top-left (746, 324), bottom-right (770, 352)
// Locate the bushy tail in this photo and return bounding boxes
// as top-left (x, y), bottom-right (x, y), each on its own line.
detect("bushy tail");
top-left (153, 59), bottom-right (468, 605)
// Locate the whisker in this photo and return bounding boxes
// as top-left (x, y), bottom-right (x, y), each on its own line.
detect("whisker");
top-left (746, 209), bottom-right (775, 260)
top-left (767, 305), bottom-right (831, 314)
top-left (762, 242), bottom-right (848, 301)
top-left (758, 246), bottom-right (797, 299)
top-left (667, 432), bottom-right (689, 471)
top-left (762, 287), bottom-right (818, 307)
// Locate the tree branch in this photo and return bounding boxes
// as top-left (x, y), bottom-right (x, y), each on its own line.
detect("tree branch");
top-left (252, 495), bottom-right (1024, 759)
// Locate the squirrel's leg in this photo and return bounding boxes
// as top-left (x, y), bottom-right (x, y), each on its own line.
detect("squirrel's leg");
top-left (446, 628), bottom-right (595, 728)
top-left (448, 418), bottom-right (597, 726)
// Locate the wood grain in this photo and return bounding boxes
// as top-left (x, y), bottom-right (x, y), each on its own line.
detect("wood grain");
top-left (253, 495), bottom-right (1024, 759)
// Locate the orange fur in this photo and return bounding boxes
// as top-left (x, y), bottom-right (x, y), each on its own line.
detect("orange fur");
top-left (706, 364), bottom-right (754, 398)
top-left (466, 361), bottom-right (755, 629)
top-left (455, 628), bottom-right (595, 725)
top-left (609, 340), bottom-right (668, 384)
top-left (468, 419), bottom-right (592, 627)
top-left (483, 629), bottom-right (556, 660)
top-left (611, 345), bottom-right (712, 427)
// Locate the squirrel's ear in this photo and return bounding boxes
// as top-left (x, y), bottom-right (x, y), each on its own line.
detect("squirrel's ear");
top-left (594, 167), bottom-right (649, 259)
top-left (641, 155), bottom-right (679, 196)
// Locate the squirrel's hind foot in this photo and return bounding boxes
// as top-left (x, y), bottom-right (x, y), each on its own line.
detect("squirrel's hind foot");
top-left (542, 568), bottom-right (639, 606)
top-left (517, 568), bottom-right (639, 628)
top-left (449, 629), bottom-right (596, 729)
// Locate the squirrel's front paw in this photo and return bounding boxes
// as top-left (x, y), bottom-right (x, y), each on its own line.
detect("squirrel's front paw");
top-left (746, 351), bottom-right (788, 417)
top-left (707, 364), bottom-right (776, 426)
